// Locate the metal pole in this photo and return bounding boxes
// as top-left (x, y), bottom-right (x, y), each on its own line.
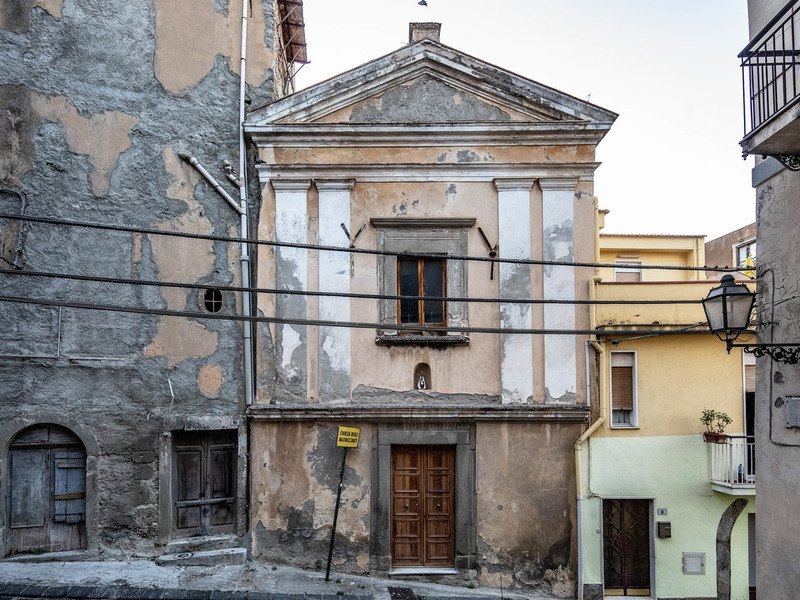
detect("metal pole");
top-left (325, 446), bottom-right (349, 581)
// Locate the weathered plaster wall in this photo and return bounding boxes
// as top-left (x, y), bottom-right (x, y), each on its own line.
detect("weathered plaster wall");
top-left (0, 0), bottom-right (280, 557)
top-left (753, 167), bottom-right (800, 600)
top-left (251, 422), bottom-right (372, 572)
top-left (476, 422), bottom-right (579, 595)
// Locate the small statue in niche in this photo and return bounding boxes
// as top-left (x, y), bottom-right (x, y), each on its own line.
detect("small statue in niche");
top-left (416, 373), bottom-right (427, 390)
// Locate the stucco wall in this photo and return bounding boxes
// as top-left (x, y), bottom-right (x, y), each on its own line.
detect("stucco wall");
top-left (583, 435), bottom-right (755, 600)
top-left (753, 166), bottom-right (800, 600)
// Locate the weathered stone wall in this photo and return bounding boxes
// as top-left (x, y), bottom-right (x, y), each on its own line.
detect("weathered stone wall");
top-left (0, 0), bottom-right (280, 557)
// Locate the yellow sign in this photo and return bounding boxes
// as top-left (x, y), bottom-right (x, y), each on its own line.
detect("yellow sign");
top-left (336, 426), bottom-right (360, 448)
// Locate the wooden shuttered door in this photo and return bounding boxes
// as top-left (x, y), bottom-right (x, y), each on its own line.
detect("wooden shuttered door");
top-left (9, 425), bottom-right (87, 555)
top-left (391, 446), bottom-right (455, 567)
top-left (173, 430), bottom-right (237, 536)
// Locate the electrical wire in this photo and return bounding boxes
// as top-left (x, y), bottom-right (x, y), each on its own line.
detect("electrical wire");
top-left (0, 212), bottom-right (744, 274)
top-left (0, 293), bottom-right (714, 337)
top-left (0, 267), bottom-right (703, 306)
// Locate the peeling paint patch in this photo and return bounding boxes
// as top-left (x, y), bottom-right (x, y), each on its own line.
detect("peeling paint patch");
top-left (35, 0), bottom-right (62, 17)
top-left (456, 149), bottom-right (480, 163)
top-left (280, 325), bottom-right (302, 377)
top-left (144, 317), bottom-right (218, 367)
top-left (154, 0), bottom-right (274, 93)
top-left (30, 93), bottom-right (138, 196)
top-left (198, 364), bottom-right (223, 398)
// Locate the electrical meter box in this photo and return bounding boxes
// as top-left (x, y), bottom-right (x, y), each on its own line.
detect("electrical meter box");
top-left (785, 397), bottom-right (800, 428)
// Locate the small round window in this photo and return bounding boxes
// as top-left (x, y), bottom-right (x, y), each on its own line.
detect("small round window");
top-left (203, 288), bottom-right (223, 313)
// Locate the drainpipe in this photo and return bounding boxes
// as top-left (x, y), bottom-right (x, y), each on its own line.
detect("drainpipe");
top-left (576, 274), bottom-right (607, 600)
top-left (237, 0), bottom-right (254, 409)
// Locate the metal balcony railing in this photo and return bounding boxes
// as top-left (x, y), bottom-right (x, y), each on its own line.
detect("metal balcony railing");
top-left (710, 435), bottom-right (755, 490)
top-left (740, 0), bottom-right (800, 139)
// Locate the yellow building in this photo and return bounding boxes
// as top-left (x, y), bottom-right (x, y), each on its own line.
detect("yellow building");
top-left (577, 214), bottom-right (756, 600)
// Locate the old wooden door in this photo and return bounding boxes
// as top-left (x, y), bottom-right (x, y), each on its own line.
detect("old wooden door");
top-left (8, 425), bottom-right (87, 555)
top-left (391, 445), bottom-right (455, 567)
top-left (603, 499), bottom-right (651, 596)
top-left (173, 430), bottom-right (236, 537)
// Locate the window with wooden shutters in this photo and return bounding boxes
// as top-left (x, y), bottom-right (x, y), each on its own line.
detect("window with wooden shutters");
top-left (611, 351), bottom-right (637, 427)
top-left (745, 364), bottom-right (756, 393)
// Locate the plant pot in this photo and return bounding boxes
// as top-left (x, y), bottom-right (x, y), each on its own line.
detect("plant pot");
top-left (703, 432), bottom-right (728, 444)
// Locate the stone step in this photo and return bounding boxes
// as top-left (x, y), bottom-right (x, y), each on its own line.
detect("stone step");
top-left (155, 547), bottom-right (247, 567)
top-left (165, 534), bottom-right (243, 554)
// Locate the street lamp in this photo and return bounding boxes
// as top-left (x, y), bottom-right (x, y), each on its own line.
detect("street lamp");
top-left (702, 274), bottom-right (800, 364)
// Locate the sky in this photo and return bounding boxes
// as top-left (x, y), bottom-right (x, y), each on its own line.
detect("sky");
top-left (294, 0), bottom-right (755, 240)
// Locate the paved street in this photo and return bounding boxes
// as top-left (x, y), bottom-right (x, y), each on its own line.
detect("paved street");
top-left (0, 559), bottom-right (563, 600)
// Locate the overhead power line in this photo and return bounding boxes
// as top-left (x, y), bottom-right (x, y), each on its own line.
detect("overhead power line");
top-left (0, 267), bottom-right (703, 306)
top-left (0, 293), bottom-right (714, 338)
top-left (0, 212), bottom-right (745, 274)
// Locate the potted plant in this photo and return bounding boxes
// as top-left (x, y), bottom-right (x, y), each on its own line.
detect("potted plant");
top-left (701, 408), bottom-right (733, 443)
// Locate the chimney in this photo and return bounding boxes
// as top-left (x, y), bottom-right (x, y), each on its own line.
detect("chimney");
top-left (409, 22), bottom-right (441, 43)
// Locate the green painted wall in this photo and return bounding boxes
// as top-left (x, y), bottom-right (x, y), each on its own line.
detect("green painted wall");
top-left (581, 434), bottom-right (755, 599)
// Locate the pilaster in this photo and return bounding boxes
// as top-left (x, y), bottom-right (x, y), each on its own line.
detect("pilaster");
top-left (495, 178), bottom-right (535, 403)
top-left (315, 179), bottom-right (354, 402)
top-left (272, 179), bottom-right (311, 402)
top-left (540, 178), bottom-right (577, 403)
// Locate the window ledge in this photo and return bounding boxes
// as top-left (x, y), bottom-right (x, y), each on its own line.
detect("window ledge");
top-left (375, 334), bottom-right (470, 347)
top-left (610, 425), bottom-right (639, 430)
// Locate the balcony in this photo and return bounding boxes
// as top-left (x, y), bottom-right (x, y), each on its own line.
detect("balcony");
top-left (740, 0), bottom-right (800, 157)
top-left (710, 435), bottom-right (756, 495)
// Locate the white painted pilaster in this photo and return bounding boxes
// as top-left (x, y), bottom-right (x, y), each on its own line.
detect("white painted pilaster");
top-left (540, 178), bottom-right (577, 403)
top-left (272, 179), bottom-right (311, 401)
top-left (316, 179), bottom-right (354, 402)
top-left (495, 178), bottom-right (534, 404)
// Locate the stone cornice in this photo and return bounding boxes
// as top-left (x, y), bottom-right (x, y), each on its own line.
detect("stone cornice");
top-left (247, 404), bottom-right (590, 423)
top-left (539, 178), bottom-right (579, 191)
top-left (246, 122), bottom-right (611, 148)
top-left (370, 217), bottom-right (476, 229)
top-left (494, 178), bottom-right (535, 192)
top-left (270, 179), bottom-right (312, 191)
top-left (314, 179), bottom-right (355, 191)
top-left (258, 162), bottom-right (600, 184)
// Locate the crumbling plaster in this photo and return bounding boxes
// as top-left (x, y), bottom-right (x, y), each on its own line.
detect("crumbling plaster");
top-left (1, 0), bottom-right (280, 556)
top-left (476, 422), bottom-right (578, 592)
top-left (154, 0), bottom-right (275, 94)
top-left (251, 422), bottom-right (371, 571)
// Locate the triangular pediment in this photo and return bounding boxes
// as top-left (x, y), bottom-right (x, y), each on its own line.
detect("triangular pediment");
top-left (246, 40), bottom-right (617, 127)
top-left (317, 73), bottom-right (539, 124)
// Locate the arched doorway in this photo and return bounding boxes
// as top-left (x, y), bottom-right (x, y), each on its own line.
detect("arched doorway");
top-left (8, 424), bottom-right (87, 555)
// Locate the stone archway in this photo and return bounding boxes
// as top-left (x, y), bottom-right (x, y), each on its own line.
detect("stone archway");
top-left (7, 424), bottom-right (87, 555)
top-left (716, 498), bottom-right (748, 600)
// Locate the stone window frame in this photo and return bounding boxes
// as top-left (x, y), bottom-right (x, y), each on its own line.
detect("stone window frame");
top-left (370, 427), bottom-right (477, 572)
top-left (371, 218), bottom-right (475, 346)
